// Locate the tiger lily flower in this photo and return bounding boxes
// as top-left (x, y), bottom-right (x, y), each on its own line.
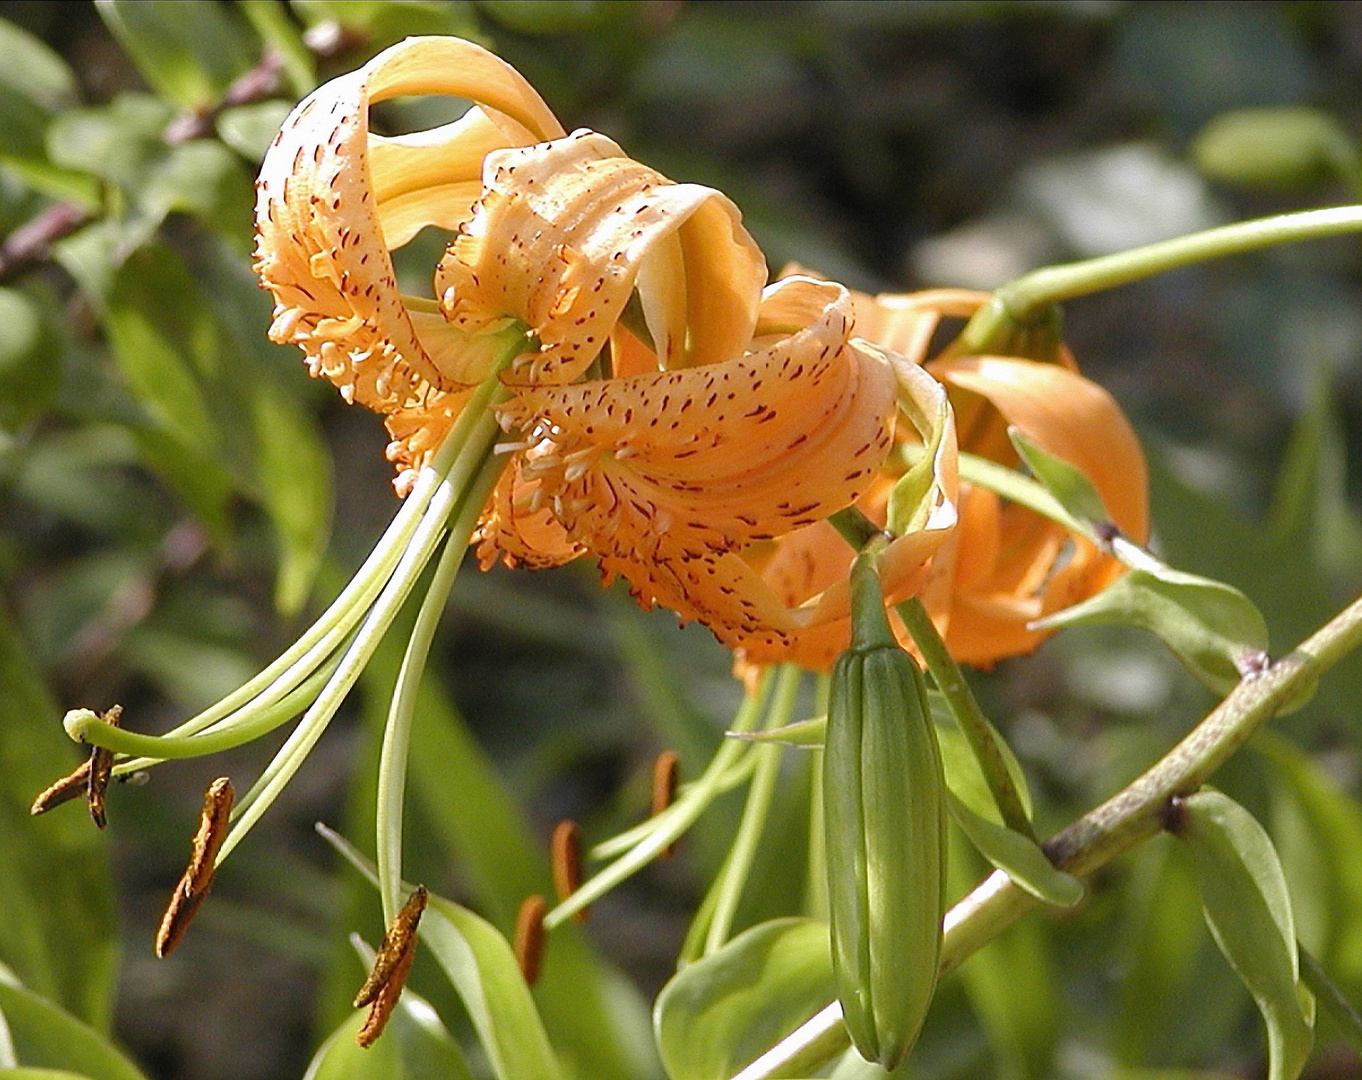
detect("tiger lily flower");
top-left (856, 288), bottom-right (1150, 666)
top-left (256, 34), bottom-right (909, 651)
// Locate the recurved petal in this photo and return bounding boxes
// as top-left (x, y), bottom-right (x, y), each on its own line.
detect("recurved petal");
top-left (255, 37), bottom-right (561, 412)
top-left (928, 355), bottom-right (1149, 542)
top-left (491, 279), bottom-right (896, 565)
top-left (434, 131), bottom-right (765, 385)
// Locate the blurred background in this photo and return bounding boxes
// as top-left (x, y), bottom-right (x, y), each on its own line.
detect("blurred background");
top-left (3, 3), bottom-right (1362, 1079)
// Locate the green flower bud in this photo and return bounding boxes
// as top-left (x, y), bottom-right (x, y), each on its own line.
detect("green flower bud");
top-left (824, 552), bottom-right (946, 1069)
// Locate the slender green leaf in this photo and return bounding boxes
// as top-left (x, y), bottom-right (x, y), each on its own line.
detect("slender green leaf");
top-left (46, 96), bottom-right (172, 193)
top-left (0, 19), bottom-right (78, 111)
top-left (1268, 370), bottom-right (1362, 589)
top-left (96, 0), bottom-right (256, 111)
top-left (654, 917), bottom-right (835, 1080)
top-left (0, 21), bottom-right (97, 205)
top-left (1176, 789), bottom-right (1313, 1080)
top-left (419, 896), bottom-right (563, 1080)
top-left (0, 287), bottom-right (61, 430)
top-left (0, 1070), bottom-right (100, 1079)
top-left (931, 696), bottom-right (1033, 822)
top-left (1256, 732), bottom-right (1362, 991)
top-left (1034, 566), bottom-right (1269, 696)
top-left (348, 625), bottom-right (658, 1080)
top-left (217, 101), bottom-right (294, 162)
top-left (947, 793), bottom-right (1082, 907)
top-left (302, 993), bottom-right (475, 1080)
top-left (0, 976), bottom-right (143, 1080)
top-left (1009, 427), bottom-right (1110, 529)
top-left (0, 610), bottom-right (118, 1032)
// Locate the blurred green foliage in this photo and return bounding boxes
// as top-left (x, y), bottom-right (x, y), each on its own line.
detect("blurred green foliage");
top-left (2, 3), bottom-right (1362, 1080)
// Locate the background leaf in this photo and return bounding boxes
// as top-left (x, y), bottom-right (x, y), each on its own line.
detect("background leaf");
top-left (653, 917), bottom-right (835, 1080)
top-left (1176, 789), bottom-right (1313, 1080)
top-left (0, 609), bottom-right (117, 1032)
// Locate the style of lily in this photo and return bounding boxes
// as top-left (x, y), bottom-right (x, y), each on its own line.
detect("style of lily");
top-left (47, 34), bottom-right (939, 935)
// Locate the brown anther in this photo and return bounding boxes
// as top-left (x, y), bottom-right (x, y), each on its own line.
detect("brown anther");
top-left (356, 933), bottom-right (416, 1048)
top-left (514, 895), bottom-right (548, 986)
top-left (651, 750), bottom-right (680, 859)
top-left (86, 705), bottom-right (122, 829)
top-left (155, 777), bottom-right (234, 958)
top-left (353, 885), bottom-right (427, 1008)
top-left (550, 820), bottom-right (588, 922)
top-left (31, 758), bottom-right (92, 816)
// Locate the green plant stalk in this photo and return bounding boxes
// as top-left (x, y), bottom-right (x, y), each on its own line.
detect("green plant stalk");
top-left (730, 590), bottom-right (1362, 1080)
top-left (217, 400), bottom-right (508, 865)
top-left (88, 374), bottom-right (506, 776)
top-left (960, 205), bottom-right (1362, 353)
top-left (702, 664), bottom-right (802, 955)
top-left (544, 670), bottom-right (775, 929)
top-left (376, 443), bottom-right (509, 922)
top-left (896, 596), bottom-right (1034, 840)
top-left (805, 674), bottom-right (831, 921)
top-left (590, 747), bottom-right (762, 859)
top-left (64, 659), bottom-right (339, 759)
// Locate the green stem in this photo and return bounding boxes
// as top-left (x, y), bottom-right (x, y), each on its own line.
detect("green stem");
top-left (545, 670), bottom-right (775, 930)
top-left (375, 447), bottom-right (508, 922)
top-left (804, 675), bottom-right (830, 921)
top-left (703, 665), bottom-right (801, 955)
top-left (961, 205), bottom-right (1362, 352)
top-left (217, 384), bottom-right (508, 866)
top-left (730, 591), bottom-right (1362, 1080)
top-left (64, 659), bottom-right (339, 759)
top-left (896, 597), bottom-right (1034, 840)
top-left (590, 749), bottom-right (761, 860)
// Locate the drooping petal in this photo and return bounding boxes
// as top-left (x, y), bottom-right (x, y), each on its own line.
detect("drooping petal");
top-left (254, 36), bottom-right (562, 413)
top-left (434, 131), bottom-right (766, 385)
top-left (486, 279), bottom-right (896, 567)
top-left (929, 355), bottom-right (1148, 542)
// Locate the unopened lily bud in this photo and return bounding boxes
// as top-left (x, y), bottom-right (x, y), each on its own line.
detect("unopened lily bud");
top-left (824, 552), bottom-right (945, 1069)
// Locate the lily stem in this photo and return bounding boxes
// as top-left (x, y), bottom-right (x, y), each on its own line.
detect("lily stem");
top-left (546, 670), bottom-right (775, 930)
top-left (730, 589), bottom-right (1362, 1080)
top-left (962, 205), bottom-right (1362, 353)
top-left (896, 597), bottom-right (1035, 840)
top-left (702, 664), bottom-right (802, 956)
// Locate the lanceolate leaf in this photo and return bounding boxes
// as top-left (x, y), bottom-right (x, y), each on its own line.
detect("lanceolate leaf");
top-left (1034, 566), bottom-right (1269, 696)
top-left (947, 794), bottom-right (1082, 908)
top-left (418, 896), bottom-right (563, 1080)
top-left (95, 0), bottom-right (256, 111)
top-left (1175, 789), bottom-right (1314, 1080)
top-left (1009, 427), bottom-right (1110, 530)
top-left (0, 610), bottom-right (117, 1032)
top-left (654, 918), bottom-right (835, 1080)
top-left (0, 973), bottom-right (144, 1080)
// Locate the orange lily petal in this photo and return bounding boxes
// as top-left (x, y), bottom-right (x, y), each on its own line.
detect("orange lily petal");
top-left (255, 36), bottom-right (562, 414)
top-left (434, 130), bottom-right (765, 385)
top-left (487, 279), bottom-right (896, 566)
top-left (929, 355), bottom-right (1149, 542)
